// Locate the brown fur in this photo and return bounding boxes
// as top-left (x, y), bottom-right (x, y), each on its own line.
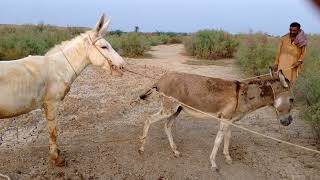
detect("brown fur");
top-left (146, 72), bottom-right (287, 118)
top-left (139, 72), bottom-right (293, 170)
top-left (155, 72), bottom-right (238, 116)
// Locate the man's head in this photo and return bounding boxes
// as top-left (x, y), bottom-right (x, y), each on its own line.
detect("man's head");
top-left (289, 22), bottom-right (301, 38)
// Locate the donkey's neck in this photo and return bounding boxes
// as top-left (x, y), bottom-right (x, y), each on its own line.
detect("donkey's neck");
top-left (47, 36), bottom-right (91, 84)
top-left (62, 40), bottom-right (90, 78)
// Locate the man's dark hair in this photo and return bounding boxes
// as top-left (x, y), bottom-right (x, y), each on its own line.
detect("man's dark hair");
top-left (290, 22), bottom-right (301, 29)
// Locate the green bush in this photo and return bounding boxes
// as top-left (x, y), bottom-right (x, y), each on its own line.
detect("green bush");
top-left (235, 33), bottom-right (277, 75)
top-left (106, 35), bottom-right (121, 52)
top-left (184, 29), bottom-right (239, 60)
top-left (118, 32), bottom-right (150, 57)
top-left (168, 36), bottom-right (183, 44)
top-left (0, 24), bottom-right (85, 60)
top-left (146, 35), bottom-right (170, 46)
top-left (295, 39), bottom-right (320, 141)
top-left (0, 25), bottom-right (185, 60)
top-left (302, 102), bottom-right (320, 142)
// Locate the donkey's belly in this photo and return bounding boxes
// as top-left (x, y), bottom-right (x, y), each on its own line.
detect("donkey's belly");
top-left (0, 58), bottom-right (46, 119)
top-left (0, 92), bottom-right (43, 119)
top-left (182, 106), bottom-right (222, 119)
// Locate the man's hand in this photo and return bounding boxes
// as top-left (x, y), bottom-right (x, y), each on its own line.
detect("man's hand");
top-left (292, 60), bottom-right (303, 68)
top-left (274, 64), bottom-right (278, 71)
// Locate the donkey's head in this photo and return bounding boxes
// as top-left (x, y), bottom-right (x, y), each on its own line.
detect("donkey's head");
top-left (269, 68), bottom-right (294, 126)
top-left (87, 14), bottom-right (125, 76)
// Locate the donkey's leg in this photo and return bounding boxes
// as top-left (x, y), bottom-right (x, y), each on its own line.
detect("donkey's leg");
top-left (139, 108), bottom-right (176, 153)
top-left (164, 106), bottom-right (182, 157)
top-left (210, 122), bottom-right (227, 171)
top-left (223, 125), bottom-right (232, 164)
top-left (44, 101), bottom-right (65, 166)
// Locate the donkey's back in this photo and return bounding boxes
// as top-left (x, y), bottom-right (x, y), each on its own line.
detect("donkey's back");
top-left (0, 56), bottom-right (48, 118)
top-left (152, 72), bottom-right (239, 115)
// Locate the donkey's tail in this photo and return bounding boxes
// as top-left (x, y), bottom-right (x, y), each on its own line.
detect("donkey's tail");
top-left (140, 86), bottom-right (158, 100)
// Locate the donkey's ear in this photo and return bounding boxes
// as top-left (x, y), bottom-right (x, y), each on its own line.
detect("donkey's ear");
top-left (278, 70), bottom-right (289, 88)
top-left (94, 13), bottom-right (105, 34)
top-left (99, 16), bottom-right (112, 37)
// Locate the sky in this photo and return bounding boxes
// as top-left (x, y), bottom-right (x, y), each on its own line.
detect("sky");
top-left (0, 0), bottom-right (320, 35)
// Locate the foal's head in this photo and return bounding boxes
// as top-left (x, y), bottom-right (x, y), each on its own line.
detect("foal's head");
top-left (87, 14), bottom-right (125, 76)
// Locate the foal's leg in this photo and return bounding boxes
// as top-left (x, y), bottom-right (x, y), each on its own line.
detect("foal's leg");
top-left (44, 101), bottom-right (65, 166)
top-left (164, 107), bottom-right (182, 157)
top-left (223, 125), bottom-right (232, 164)
top-left (210, 122), bottom-right (227, 171)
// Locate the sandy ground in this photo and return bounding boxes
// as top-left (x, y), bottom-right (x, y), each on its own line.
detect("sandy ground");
top-left (0, 44), bottom-right (319, 180)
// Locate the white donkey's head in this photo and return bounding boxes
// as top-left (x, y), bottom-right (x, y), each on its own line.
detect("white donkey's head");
top-left (87, 13), bottom-right (125, 76)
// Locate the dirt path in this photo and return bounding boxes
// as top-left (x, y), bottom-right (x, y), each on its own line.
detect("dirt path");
top-left (129, 44), bottom-right (242, 80)
top-left (0, 44), bottom-right (319, 180)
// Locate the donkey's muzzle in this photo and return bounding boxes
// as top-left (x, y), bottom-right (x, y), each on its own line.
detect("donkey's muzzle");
top-left (111, 65), bottom-right (124, 76)
top-left (280, 115), bottom-right (293, 126)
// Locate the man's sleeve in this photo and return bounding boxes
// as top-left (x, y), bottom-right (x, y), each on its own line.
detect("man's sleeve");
top-left (275, 39), bottom-right (283, 65)
top-left (298, 46), bottom-right (307, 61)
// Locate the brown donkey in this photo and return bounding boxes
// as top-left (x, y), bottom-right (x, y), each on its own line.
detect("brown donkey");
top-left (138, 69), bottom-right (294, 171)
top-left (0, 14), bottom-right (126, 166)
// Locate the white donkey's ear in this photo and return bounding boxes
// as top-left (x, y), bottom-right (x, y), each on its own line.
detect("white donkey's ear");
top-left (99, 16), bottom-right (112, 37)
top-left (278, 70), bottom-right (289, 88)
top-left (94, 13), bottom-right (105, 34)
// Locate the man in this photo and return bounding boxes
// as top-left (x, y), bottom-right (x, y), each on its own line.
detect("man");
top-left (275, 22), bottom-right (307, 83)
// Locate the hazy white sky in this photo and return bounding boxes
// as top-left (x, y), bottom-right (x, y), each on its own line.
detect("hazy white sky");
top-left (0, 0), bottom-right (320, 35)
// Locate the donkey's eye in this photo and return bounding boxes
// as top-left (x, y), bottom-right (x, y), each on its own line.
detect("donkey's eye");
top-left (101, 46), bottom-right (108, 49)
top-left (289, 98), bottom-right (294, 103)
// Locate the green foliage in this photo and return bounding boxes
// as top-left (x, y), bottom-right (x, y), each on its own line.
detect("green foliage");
top-left (302, 102), bottom-right (320, 142)
top-left (118, 32), bottom-right (150, 57)
top-left (0, 24), bottom-right (85, 60)
top-left (294, 39), bottom-right (320, 141)
top-left (235, 33), bottom-right (277, 75)
top-left (0, 24), bottom-right (186, 60)
top-left (184, 29), bottom-right (239, 60)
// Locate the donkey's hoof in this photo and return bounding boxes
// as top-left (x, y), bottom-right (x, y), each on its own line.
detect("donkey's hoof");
top-left (53, 156), bottom-right (66, 167)
top-left (211, 166), bottom-right (219, 173)
top-left (225, 158), bottom-right (233, 165)
top-left (174, 151), bottom-right (181, 157)
top-left (138, 148), bottom-right (145, 154)
top-left (225, 156), bottom-right (233, 165)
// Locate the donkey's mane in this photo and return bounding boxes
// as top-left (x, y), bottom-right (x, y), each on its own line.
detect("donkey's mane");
top-left (243, 76), bottom-right (278, 85)
top-left (45, 31), bottom-right (91, 56)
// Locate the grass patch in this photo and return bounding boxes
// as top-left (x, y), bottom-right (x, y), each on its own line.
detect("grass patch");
top-left (0, 24), bottom-right (86, 60)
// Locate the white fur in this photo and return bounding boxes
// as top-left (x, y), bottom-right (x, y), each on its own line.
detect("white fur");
top-left (0, 13), bottom-right (125, 166)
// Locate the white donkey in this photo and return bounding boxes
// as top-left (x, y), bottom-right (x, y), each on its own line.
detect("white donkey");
top-left (0, 14), bottom-right (125, 166)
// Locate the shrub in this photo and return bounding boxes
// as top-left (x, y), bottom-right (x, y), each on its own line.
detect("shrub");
top-left (235, 33), bottom-right (277, 75)
top-left (295, 38), bottom-right (320, 142)
top-left (0, 24), bottom-right (84, 60)
top-left (168, 36), bottom-right (183, 44)
top-left (146, 35), bottom-right (170, 46)
top-left (118, 32), bottom-right (150, 57)
top-left (184, 29), bottom-right (239, 60)
top-left (106, 35), bottom-right (121, 52)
